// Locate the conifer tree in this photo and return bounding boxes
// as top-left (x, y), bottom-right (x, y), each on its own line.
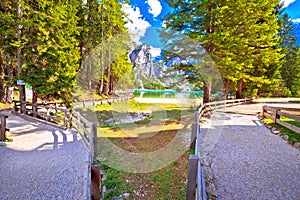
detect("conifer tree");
top-left (279, 14), bottom-right (300, 96)
top-left (0, 0), bottom-right (17, 102)
top-left (164, 0), bottom-right (283, 100)
top-left (20, 0), bottom-right (81, 106)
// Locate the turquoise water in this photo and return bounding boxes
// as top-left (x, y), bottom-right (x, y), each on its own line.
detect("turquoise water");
top-left (134, 89), bottom-right (204, 99)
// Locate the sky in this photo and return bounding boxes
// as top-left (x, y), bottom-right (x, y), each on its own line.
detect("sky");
top-left (122, 0), bottom-right (300, 57)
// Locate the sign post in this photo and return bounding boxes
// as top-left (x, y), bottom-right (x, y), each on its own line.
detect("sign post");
top-left (17, 80), bottom-right (26, 113)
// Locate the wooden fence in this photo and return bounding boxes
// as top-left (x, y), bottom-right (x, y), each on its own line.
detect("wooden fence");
top-left (187, 98), bottom-right (253, 200)
top-left (74, 95), bottom-right (134, 108)
top-left (263, 106), bottom-right (300, 134)
top-left (13, 101), bottom-right (70, 129)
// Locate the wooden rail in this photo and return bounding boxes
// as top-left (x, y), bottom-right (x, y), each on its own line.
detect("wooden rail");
top-left (74, 95), bottom-right (134, 108)
top-left (187, 98), bottom-right (253, 200)
top-left (263, 106), bottom-right (300, 134)
top-left (13, 101), bottom-right (70, 129)
top-left (70, 110), bottom-right (98, 159)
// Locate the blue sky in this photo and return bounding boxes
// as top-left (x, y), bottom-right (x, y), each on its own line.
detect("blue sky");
top-left (122, 0), bottom-right (300, 56)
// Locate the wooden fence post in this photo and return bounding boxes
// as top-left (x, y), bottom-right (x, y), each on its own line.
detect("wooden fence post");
top-left (69, 110), bottom-right (73, 129)
top-left (46, 107), bottom-right (50, 121)
top-left (63, 110), bottom-right (67, 127)
top-left (91, 163), bottom-right (101, 200)
top-left (187, 155), bottom-right (199, 200)
top-left (92, 123), bottom-right (98, 160)
top-left (190, 111), bottom-right (199, 150)
top-left (0, 115), bottom-right (8, 142)
top-left (33, 103), bottom-right (37, 118)
top-left (275, 109), bottom-right (280, 124)
top-left (190, 122), bottom-right (197, 150)
top-left (13, 101), bottom-right (16, 112)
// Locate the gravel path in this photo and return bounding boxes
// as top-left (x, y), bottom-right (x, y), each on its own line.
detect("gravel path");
top-left (201, 103), bottom-right (300, 200)
top-left (0, 112), bottom-right (90, 200)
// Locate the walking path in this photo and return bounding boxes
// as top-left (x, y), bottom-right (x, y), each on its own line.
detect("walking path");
top-left (200, 103), bottom-right (300, 199)
top-left (0, 112), bottom-right (90, 200)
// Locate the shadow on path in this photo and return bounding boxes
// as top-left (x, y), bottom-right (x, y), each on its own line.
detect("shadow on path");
top-left (0, 112), bottom-right (89, 200)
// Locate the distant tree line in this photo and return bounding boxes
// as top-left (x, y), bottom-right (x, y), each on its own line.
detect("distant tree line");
top-left (163, 0), bottom-right (300, 102)
top-left (0, 0), bottom-right (131, 106)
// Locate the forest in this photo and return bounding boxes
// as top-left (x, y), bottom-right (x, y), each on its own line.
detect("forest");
top-left (0, 0), bottom-right (299, 105)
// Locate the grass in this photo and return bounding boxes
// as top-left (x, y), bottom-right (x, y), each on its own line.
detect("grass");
top-left (289, 100), bottom-right (300, 103)
top-left (100, 151), bottom-right (189, 200)
top-left (262, 116), bottom-right (300, 142)
top-left (96, 99), bottom-right (192, 199)
top-left (0, 102), bottom-right (12, 110)
top-left (100, 164), bottom-right (133, 200)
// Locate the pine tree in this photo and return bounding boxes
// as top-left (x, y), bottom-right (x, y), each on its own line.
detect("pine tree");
top-left (20, 0), bottom-right (81, 106)
top-left (279, 14), bottom-right (300, 96)
top-left (163, 0), bottom-right (220, 102)
top-left (164, 0), bottom-right (283, 100)
top-left (0, 0), bottom-right (17, 102)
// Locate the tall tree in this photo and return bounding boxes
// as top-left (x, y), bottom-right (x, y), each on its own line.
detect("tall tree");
top-left (20, 0), bottom-right (81, 106)
top-left (0, 0), bottom-right (17, 102)
top-left (164, 0), bottom-right (282, 100)
top-left (99, 0), bottom-right (129, 96)
top-left (279, 14), bottom-right (300, 96)
top-left (163, 0), bottom-right (219, 103)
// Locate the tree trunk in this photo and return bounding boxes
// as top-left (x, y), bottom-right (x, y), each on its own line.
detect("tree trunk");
top-left (32, 86), bottom-right (37, 117)
top-left (203, 81), bottom-right (212, 103)
top-left (98, 1), bottom-right (104, 95)
top-left (6, 54), bottom-right (14, 103)
top-left (236, 79), bottom-right (243, 99)
top-left (102, 64), bottom-right (110, 96)
top-left (0, 51), bottom-right (5, 102)
top-left (17, 0), bottom-right (25, 113)
top-left (224, 79), bottom-right (231, 100)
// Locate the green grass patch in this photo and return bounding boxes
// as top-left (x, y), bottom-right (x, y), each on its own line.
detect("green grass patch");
top-left (100, 164), bottom-right (133, 200)
top-left (100, 152), bottom-right (188, 200)
top-left (288, 100), bottom-right (300, 103)
top-left (262, 117), bottom-right (300, 142)
top-left (95, 99), bottom-right (191, 199)
top-left (94, 99), bottom-right (194, 127)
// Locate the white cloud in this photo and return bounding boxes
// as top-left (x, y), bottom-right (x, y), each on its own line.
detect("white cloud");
top-left (280, 0), bottom-right (296, 8)
top-left (122, 4), bottom-right (151, 44)
top-left (146, 0), bottom-right (162, 18)
top-left (149, 46), bottom-right (161, 57)
top-left (292, 18), bottom-right (300, 23)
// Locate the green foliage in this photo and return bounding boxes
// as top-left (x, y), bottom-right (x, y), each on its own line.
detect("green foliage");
top-left (76, 0), bottom-right (132, 97)
top-left (21, 0), bottom-right (80, 105)
top-left (279, 14), bottom-right (300, 96)
top-left (164, 0), bottom-right (283, 99)
top-left (0, 0), bottom-right (17, 102)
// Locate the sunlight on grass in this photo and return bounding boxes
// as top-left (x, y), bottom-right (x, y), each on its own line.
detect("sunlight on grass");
top-left (262, 117), bottom-right (300, 142)
top-left (98, 121), bottom-right (185, 138)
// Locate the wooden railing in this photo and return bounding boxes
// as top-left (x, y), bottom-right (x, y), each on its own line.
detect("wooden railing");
top-left (13, 101), bottom-right (70, 129)
top-left (187, 98), bottom-right (253, 200)
top-left (70, 110), bottom-right (98, 159)
top-left (74, 95), bottom-right (134, 108)
top-left (263, 106), bottom-right (300, 134)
